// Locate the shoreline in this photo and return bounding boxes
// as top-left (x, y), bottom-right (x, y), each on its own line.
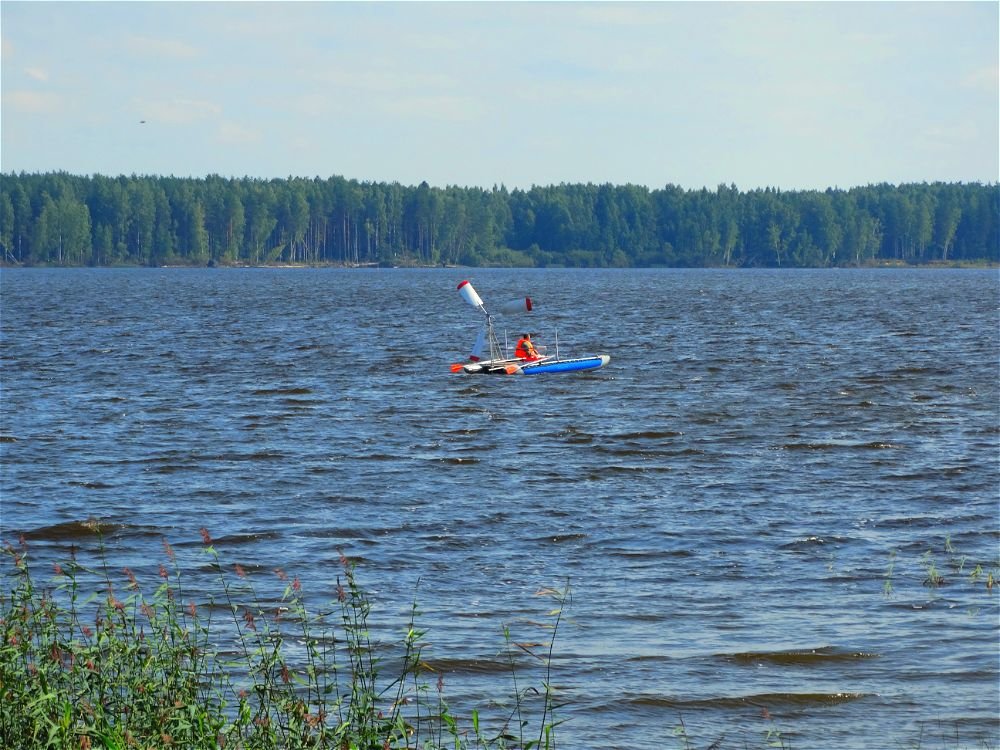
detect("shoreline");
top-left (2, 260), bottom-right (997, 271)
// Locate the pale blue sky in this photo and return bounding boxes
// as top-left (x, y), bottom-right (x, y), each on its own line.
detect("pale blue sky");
top-left (2, 1), bottom-right (997, 190)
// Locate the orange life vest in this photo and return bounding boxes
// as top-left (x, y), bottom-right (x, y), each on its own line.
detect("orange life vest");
top-left (515, 337), bottom-right (537, 359)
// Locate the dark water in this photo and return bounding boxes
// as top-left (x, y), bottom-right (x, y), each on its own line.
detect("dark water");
top-left (2, 267), bottom-right (998, 749)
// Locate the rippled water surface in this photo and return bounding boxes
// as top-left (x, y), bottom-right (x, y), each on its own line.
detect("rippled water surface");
top-left (2, 267), bottom-right (998, 749)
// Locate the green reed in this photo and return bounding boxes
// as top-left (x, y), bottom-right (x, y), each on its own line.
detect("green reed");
top-left (882, 535), bottom-right (999, 596)
top-left (0, 529), bottom-right (567, 750)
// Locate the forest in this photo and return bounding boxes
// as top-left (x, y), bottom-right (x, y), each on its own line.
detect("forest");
top-left (1, 172), bottom-right (997, 268)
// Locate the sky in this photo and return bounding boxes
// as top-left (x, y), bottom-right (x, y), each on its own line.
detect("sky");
top-left (1, 1), bottom-right (997, 191)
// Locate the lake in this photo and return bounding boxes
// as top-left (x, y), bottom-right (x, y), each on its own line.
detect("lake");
top-left (2, 267), bottom-right (998, 749)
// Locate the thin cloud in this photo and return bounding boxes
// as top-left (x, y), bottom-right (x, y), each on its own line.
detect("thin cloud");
top-left (124, 34), bottom-right (198, 60)
top-left (520, 59), bottom-right (602, 83)
top-left (216, 121), bottom-right (261, 145)
top-left (25, 67), bottom-right (48, 82)
top-left (962, 65), bottom-right (1000, 94)
top-left (134, 97), bottom-right (222, 125)
top-left (311, 66), bottom-right (453, 95)
top-left (5, 89), bottom-right (62, 115)
top-left (921, 122), bottom-right (985, 148)
top-left (377, 94), bottom-right (485, 123)
top-left (291, 93), bottom-right (336, 118)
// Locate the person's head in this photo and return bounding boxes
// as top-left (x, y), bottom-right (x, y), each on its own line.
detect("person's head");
top-left (523, 333), bottom-right (530, 339)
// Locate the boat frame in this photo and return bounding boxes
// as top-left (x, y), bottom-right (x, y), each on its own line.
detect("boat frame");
top-left (455, 281), bottom-right (609, 376)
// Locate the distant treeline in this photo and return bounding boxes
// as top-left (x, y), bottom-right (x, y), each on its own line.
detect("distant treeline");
top-left (1, 172), bottom-right (997, 268)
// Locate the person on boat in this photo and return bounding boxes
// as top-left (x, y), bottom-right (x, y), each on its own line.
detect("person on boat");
top-left (515, 333), bottom-right (539, 360)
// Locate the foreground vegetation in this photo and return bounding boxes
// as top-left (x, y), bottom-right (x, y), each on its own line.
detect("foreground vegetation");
top-left (3, 527), bottom-right (997, 749)
top-left (0, 529), bottom-right (567, 750)
top-left (2, 172), bottom-right (997, 268)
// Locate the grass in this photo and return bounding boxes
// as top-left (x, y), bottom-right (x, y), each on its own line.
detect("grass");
top-left (0, 527), bottom-right (568, 750)
top-left (5, 527), bottom-right (997, 750)
top-left (883, 535), bottom-right (998, 596)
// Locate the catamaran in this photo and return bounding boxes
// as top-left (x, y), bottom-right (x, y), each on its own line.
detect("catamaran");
top-left (451, 280), bottom-right (610, 375)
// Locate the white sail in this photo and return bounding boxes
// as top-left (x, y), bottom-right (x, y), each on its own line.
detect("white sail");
top-left (499, 297), bottom-right (534, 314)
top-left (457, 280), bottom-right (485, 311)
top-left (469, 325), bottom-right (487, 361)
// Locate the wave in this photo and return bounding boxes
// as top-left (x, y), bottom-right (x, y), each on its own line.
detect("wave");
top-left (624, 691), bottom-right (868, 709)
top-left (605, 430), bottom-right (685, 440)
top-left (719, 647), bottom-right (879, 666)
top-left (420, 656), bottom-right (513, 676)
top-left (532, 532), bottom-right (588, 544)
top-left (206, 530), bottom-right (283, 546)
top-left (214, 451), bottom-right (287, 462)
top-left (779, 441), bottom-right (903, 452)
top-left (66, 480), bottom-right (115, 490)
top-left (779, 536), bottom-right (850, 551)
top-left (19, 519), bottom-right (122, 541)
top-left (586, 465), bottom-right (674, 476)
